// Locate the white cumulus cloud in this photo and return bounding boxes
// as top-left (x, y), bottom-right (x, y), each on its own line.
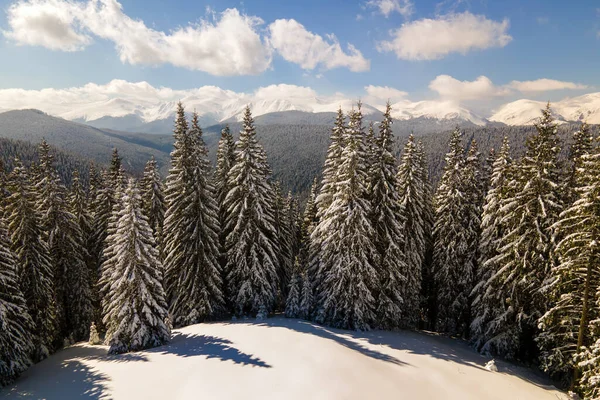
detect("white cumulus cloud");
top-left (366, 0), bottom-right (414, 18)
top-left (268, 19), bottom-right (370, 72)
top-left (377, 12), bottom-right (512, 60)
top-left (364, 85), bottom-right (407, 105)
top-left (508, 79), bottom-right (588, 92)
top-left (4, 0), bottom-right (272, 75)
top-left (429, 75), bottom-right (511, 101)
top-left (4, 0), bottom-right (90, 51)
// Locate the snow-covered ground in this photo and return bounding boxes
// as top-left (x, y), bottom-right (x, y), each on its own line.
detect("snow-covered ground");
top-left (1, 317), bottom-right (566, 399)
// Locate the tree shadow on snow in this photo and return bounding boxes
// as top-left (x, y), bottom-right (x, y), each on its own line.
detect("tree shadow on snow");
top-left (1, 346), bottom-right (111, 399)
top-left (229, 317), bottom-right (409, 366)
top-left (149, 333), bottom-right (272, 368)
top-left (244, 317), bottom-right (557, 390)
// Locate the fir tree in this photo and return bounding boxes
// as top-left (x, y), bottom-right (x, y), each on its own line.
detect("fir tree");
top-left (415, 140), bottom-right (435, 329)
top-left (461, 140), bottom-right (484, 332)
top-left (470, 137), bottom-right (514, 353)
top-left (274, 183), bottom-right (293, 303)
top-left (140, 157), bottom-right (165, 247)
top-left (485, 103), bottom-right (563, 359)
top-left (163, 107), bottom-right (223, 326)
top-left (214, 125), bottom-right (236, 286)
top-left (564, 122), bottom-right (594, 206)
top-left (5, 160), bottom-right (56, 360)
top-left (0, 219), bottom-right (33, 386)
top-left (397, 135), bottom-right (427, 328)
top-left (36, 141), bottom-right (91, 343)
top-left (538, 134), bottom-right (600, 385)
top-left (101, 178), bottom-right (170, 354)
top-left (369, 102), bottom-right (406, 329)
top-left (316, 108), bottom-right (346, 217)
top-left (432, 129), bottom-right (474, 336)
top-left (285, 258), bottom-right (302, 318)
top-left (299, 270), bottom-right (313, 320)
top-left (314, 107), bottom-right (378, 330)
top-left (88, 322), bottom-right (101, 345)
top-left (225, 106), bottom-right (280, 317)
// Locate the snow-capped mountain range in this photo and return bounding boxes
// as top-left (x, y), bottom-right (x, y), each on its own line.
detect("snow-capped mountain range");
top-left (2, 80), bottom-right (599, 132)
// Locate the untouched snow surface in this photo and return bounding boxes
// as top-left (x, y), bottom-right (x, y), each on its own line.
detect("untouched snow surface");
top-left (1, 317), bottom-right (566, 400)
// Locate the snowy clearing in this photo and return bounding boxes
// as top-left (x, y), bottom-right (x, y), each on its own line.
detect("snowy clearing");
top-left (1, 317), bottom-right (566, 400)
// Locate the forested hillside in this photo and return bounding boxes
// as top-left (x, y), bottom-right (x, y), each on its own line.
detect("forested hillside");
top-left (0, 137), bottom-right (94, 185)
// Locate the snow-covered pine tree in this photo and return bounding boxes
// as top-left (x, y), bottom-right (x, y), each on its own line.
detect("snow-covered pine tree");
top-left (310, 109), bottom-right (346, 308)
top-left (297, 179), bottom-right (318, 318)
top-left (225, 106), bottom-right (279, 317)
top-left (302, 179), bottom-right (319, 242)
top-left (274, 183), bottom-right (293, 304)
top-left (482, 148), bottom-right (496, 198)
top-left (470, 137), bottom-right (515, 354)
top-left (109, 148), bottom-right (123, 188)
top-left (316, 107), bottom-right (346, 217)
top-left (432, 129), bottom-right (475, 336)
top-left (65, 171), bottom-right (94, 341)
top-left (90, 170), bottom-right (116, 327)
top-left (369, 102), bottom-right (406, 330)
top-left (537, 133), bottom-right (600, 385)
top-left (214, 125), bottom-right (236, 288)
top-left (88, 322), bottom-right (101, 345)
top-left (365, 121), bottom-right (377, 176)
top-left (564, 122), bottom-right (594, 207)
top-left (299, 269), bottom-right (313, 320)
top-left (415, 140), bottom-right (436, 329)
top-left (397, 134), bottom-right (427, 328)
top-left (101, 178), bottom-right (170, 354)
top-left (6, 160), bottom-right (56, 360)
top-left (163, 107), bottom-right (223, 326)
top-left (314, 106), bottom-right (379, 330)
top-left (577, 339), bottom-right (600, 399)
top-left (141, 157), bottom-right (165, 248)
top-left (0, 218), bottom-right (33, 387)
top-left (461, 140), bottom-right (484, 332)
top-left (36, 141), bottom-right (91, 343)
top-left (485, 103), bottom-right (563, 360)
top-left (285, 257), bottom-right (302, 318)
top-left (286, 192), bottom-right (301, 262)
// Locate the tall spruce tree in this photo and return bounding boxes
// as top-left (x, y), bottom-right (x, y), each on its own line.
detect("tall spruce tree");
top-left (461, 140), bottom-right (484, 333)
top-left (163, 107), bottom-right (223, 326)
top-left (471, 137), bottom-right (515, 353)
top-left (36, 141), bottom-right (90, 343)
top-left (0, 218), bottom-right (33, 387)
top-left (316, 108), bottom-right (346, 217)
top-left (538, 133), bottom-right (600, 386)
top-left (432, 129), bottom-right (474, 336)
top-left (141, 157), bottom-right (165, 248)
top-left (6, 160), bottom-right (56, 360)
top-left (64, 171), bottom-right (93, 341)
top-left (224, 106), bottom-right (279, 317)
top-left (415, 140), bottom-right (435, 329)
top-left (310, 109), bottom-right (346, 305)
top-left (369, 103), bottom-right (406, 329)
top-left (485, 103), bottom-right (563, 359)
top-left (214, 125), bottom-right (236, 288)
top-left (314, 107), bottom-right (379, 330)
top-left (101, 178), bottom-right (170, 354)
top-left (285, 258), bottom-right (302, 318)
top-left (274, 183), bottom-right (293, 303)
top-left (564, 122), bottom-right (594, 206)
top-left (397, 135), bottom-right (427, 328)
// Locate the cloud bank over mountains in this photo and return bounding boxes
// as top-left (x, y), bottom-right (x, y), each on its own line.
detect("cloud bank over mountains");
top-left (0, 75), bottom-right (593, 127)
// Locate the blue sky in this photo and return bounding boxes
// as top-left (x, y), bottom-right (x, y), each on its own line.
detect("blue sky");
top-left (0, 0), bottom-right (599, 113)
